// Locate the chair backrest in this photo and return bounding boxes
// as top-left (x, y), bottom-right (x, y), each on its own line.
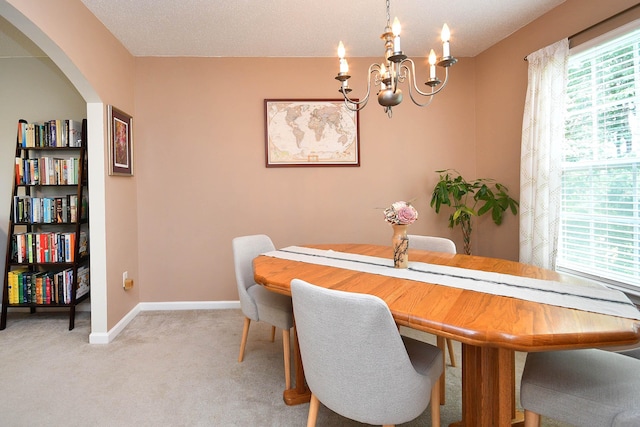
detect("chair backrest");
top-left (232, 234), bottom-right (275, 320)
top-left (290, 278), bottom-right (432, 425)
top-left (408, 234), bottom-right (457, 254)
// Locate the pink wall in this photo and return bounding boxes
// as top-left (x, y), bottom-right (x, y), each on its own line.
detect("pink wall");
top-left (5, 0), bottom-right (640, 328)
top-left (134, 57), bottom-right (476, 301)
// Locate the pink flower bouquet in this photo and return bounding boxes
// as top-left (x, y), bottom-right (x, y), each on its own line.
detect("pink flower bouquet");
top-left (384, 201), bottom-right (418, 225)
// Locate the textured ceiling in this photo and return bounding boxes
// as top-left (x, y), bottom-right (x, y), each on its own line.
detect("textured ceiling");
top-left (80, 0), bottom-right (566, 58)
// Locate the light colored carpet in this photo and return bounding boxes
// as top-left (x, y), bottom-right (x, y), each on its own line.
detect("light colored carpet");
top-left (0, 309), bottom-right (571, 426)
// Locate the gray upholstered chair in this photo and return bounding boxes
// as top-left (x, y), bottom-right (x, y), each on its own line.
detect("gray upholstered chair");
top-left (408, 234), bottom-right (457, 367)
top-left (520, 349), bottom-right (640, 427)
top-left (290, 278), bottom-right (443, 427)
top-left (232, 234), bottom-right (293, 389)
top-left (618, 346), bottom-right (640, 359)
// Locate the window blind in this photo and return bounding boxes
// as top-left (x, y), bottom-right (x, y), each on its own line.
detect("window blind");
top-left (559, 22), bottom-right (640, 293)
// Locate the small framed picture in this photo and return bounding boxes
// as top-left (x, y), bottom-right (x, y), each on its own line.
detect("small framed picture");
top-left (108, 105), bottom-right (133, 176)
top-left (264, 99), bottom-right (360, 167)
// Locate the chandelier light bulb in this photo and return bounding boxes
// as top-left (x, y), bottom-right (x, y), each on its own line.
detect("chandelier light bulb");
top-left (338, 41), bottom-right (345, 59)
top-left (392, 17), bottom-right (401, 36)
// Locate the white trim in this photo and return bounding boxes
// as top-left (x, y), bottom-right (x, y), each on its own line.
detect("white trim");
top-left (89, 302), bottom-right (141, 344)
top-left (138, 301), bottom-right (240, 311)
top-left (88, 301), bottom-right (240, 344)
top-left (87, 102), bottom-right (108, 335)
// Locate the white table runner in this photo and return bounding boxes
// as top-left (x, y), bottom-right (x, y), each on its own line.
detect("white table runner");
top-left (263, 246), bottom-right (640, 320)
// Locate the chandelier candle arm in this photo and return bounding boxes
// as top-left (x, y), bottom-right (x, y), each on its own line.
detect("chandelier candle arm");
top-left (334, 0), bottom-right (457, 116)
top-left (336, 63), bottom-right (384, 111)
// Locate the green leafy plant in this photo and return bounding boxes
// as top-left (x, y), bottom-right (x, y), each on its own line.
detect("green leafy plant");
top-left (430, 169), bottom-right (519, 255)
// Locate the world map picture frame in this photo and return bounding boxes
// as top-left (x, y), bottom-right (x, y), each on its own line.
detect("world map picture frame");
top-left (264, 99), bottom-right (360, 167)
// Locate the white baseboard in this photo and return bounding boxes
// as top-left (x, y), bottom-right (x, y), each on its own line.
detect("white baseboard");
top-left (89, 301), bottom-right (240, 345)
top-left (138, 301), bottom-right (240, 311)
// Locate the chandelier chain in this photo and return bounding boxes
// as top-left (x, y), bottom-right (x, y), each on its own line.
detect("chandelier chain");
top-left (386, 0), bottom-right (391, 28)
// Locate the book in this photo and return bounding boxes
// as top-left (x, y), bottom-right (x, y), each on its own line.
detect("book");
top-left (49, 120), bottom-right (57, 147)
top-left (55, 198), bottom-right (63, 223)
top-left (69, 195), bottom-right (77, 223)
top-left (67, 120), bottom-right (83, 147)
top-left (7, 269), bottom-right (27, 304)
top-left (17, 120), bottom-right (26, 147)
top-left (61, 196), bottom-right (68, 223)
top-left (76, 266), bottom-right (90, 298)
top-left (45, 273), bottom-right (52, 304)
top-left (35, 273), bottom-right (43, 304)
top-left (24, 273), bottom-right (32, 303)
top-left (78, 232), bottom-right (88, 257)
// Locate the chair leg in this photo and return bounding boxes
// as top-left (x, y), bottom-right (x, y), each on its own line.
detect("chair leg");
top-left (524, 410), bottom-right (540, 427)
top-left (446, 338), bottom-right (457, 367)
top-left (282, 328), bottom-right (291, 389)
top-left (436, 336), bottom-right (446, 404)
top-left (307, 393), bottom-right (320, 427)
top-left (238, 317), bottom-right (251, 362)
top-left (431, 376), bottom-right (441, 427)
top-left (270, 325), bottom-right (276, 342)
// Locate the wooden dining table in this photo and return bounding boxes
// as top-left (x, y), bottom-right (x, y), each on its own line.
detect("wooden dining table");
top-left (253, 243), bottom-right (640, 427)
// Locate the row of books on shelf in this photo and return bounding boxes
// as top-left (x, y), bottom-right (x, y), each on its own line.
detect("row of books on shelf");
top-left (15, 156), bottom-right (81, 186)
top-left (10, 231), bottom-right (88, 264)
top-left (6, 266), bottom-right (89, 305)
top-left (17, 119), bottom-right (83, 148)
top-left (13, 194), bottom-right (87, 224)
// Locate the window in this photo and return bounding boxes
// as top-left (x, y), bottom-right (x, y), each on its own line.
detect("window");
top-left (559, 22), bottom-right (640, 293)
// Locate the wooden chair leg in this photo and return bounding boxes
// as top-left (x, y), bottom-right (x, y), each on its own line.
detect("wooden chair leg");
top-left (524, 410), bottom-right (540, 427)
top-left (436, 336), bottom-right (446, 404)
top-left (431, 376), bottom-right (441, 427)
top-left (307, 393), bottom-right (320, 427)
top-left (446, 338), bottom-right (457, 367)
top-left (238, 317), bottom-right (251, 362)
top-left (270, 325), bottom-right (276, 342)
top-left (282, 328), bottom-right (291, 389)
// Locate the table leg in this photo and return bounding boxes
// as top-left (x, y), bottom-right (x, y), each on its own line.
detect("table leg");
top-left (283, 324), bottom-right (311, 406)
top-left (450, 344), bottom-right (524, 427)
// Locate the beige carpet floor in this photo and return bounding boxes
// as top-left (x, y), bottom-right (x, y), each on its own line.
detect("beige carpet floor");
top-left (0, 309), bottom-right (571, 426)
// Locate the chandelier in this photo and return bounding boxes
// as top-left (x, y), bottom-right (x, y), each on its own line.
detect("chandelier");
top-left (335, 0), bottom-right (457, 117)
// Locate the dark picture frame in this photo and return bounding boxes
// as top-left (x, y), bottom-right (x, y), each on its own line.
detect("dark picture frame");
top-left (108, 105), bottom-right (134, 176)
top-left (264, 99), bottom-right (360, 167)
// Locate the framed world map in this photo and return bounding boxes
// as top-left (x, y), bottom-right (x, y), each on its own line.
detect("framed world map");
top-left (264, 99), bottom-right (360, 167)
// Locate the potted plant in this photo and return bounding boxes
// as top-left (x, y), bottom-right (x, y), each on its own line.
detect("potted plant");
top-left (429, 169), bottom-right (519, 255)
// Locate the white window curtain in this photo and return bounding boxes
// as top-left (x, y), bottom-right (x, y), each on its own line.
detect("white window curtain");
top-left (519, 39), bottom-right (569, 269)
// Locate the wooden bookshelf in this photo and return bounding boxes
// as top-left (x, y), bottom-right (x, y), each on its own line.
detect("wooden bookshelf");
top-left (1, 119), bottom-right (90, 330)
